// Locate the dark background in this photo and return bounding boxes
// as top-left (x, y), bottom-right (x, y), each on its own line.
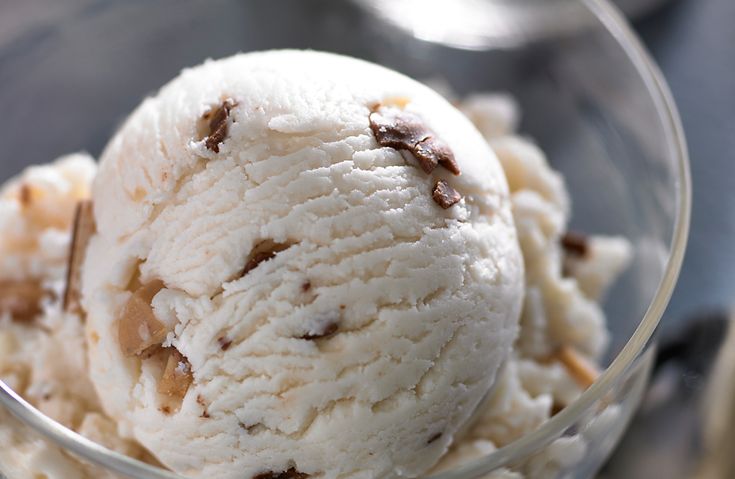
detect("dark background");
top-left (602, 0), bottom-right (735, 477)
top-left (636, 0), bottom-right (735, 324)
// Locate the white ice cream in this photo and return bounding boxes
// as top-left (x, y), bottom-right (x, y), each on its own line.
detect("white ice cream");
top-left (82, 50), bottom-right (525, 479)
top-left (0, 53), bottom-right (633, 479)
top-left (0, 156), bottom-right (151, 479)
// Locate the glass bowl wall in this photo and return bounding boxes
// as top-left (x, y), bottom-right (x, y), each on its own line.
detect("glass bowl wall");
top-left (0, 1), bottom-right (689, 478)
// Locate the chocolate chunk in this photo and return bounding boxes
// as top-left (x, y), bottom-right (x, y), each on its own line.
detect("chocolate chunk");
top-left (158, 348), bottom-right (193, 405)
top-left (253, 468), bottom-right (310, 479)
top-left (561, 232), bottom-right (589, 258)
top-left (432, 180), bottom-right (462, 209)
top-left (63, 201), bottom-right (96, 315)
top-left (204, 100), bottom-right (235, 153)
top-left (197, 395), bottom-right (210, 419)
top-left (240, 422), bottom-right (265, 435)
top-left (427, 432), bottom-right (443, 444)
top-left (118, 280), bottom-right (169, 357)
top-left (218, 336), bottom-right (233, 351)
top-left (301, 281), bottom-right (312, 293)
top-left (244, 251), bottom-right (278, 274)
top-left (369, 108), bottom-right (434, 171)
top-left (0, 279), bottom-right (47, 322)
top-left (300, 321), bottom-right (339, 341)
top-left (242, 240), bottom-right (293, 276)
top-left (369, 106), bottom-right (460, 176)
top-left (415, 137), bottom-right (460, 176)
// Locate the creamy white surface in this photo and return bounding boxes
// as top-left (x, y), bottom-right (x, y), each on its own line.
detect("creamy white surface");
top-left (83, 50), bottom-right (525, 479)
top-left (0, 66), bottom-right (632, 479)
top-left (0, 156), bottom-right (149, 479)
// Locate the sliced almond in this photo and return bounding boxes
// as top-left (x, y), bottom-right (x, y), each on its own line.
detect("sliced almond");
top-left (158, 348), bottom-right (193, 405)
top-left (556, 345), bottom-right (600, 389)
top-left (0, 279), bottom-right (46, 322)
top-left (118, 280), bottom-right (168, 357)
top-left (63, 201), bottom-right (96, 315)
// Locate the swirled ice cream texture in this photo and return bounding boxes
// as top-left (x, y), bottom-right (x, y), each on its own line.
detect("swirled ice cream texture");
top-left (82, 50), bottom-right (525, 479)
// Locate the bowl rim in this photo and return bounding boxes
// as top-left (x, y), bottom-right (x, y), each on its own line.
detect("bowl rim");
top-left (0, 0), bottom-right (691, 477)
top-left (429, 0), bottom-right (692, 477)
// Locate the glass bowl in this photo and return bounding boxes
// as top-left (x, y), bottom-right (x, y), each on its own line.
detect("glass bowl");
top-left (0, 0), bottom-right (690, 478)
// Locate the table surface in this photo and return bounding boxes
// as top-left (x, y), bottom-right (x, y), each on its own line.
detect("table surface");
top-left (0, 1), bottom-right (733, 478)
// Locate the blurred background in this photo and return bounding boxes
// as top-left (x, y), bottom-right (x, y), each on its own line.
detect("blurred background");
top-left (1, 0), bottom-right (733, 478)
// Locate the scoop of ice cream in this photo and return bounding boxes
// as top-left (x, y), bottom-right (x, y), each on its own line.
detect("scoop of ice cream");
top-left (0, 156), bottom-right (151, 479)
top-left (82, 50), bottom-right (524, 479)
top-left (0, 154), bottom-right (95, 282)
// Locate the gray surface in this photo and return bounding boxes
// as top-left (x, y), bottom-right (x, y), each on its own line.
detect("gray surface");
top-left (636, 0), bottom-right (735, 325)
top-left (601, 0), bottom-right (735, 477)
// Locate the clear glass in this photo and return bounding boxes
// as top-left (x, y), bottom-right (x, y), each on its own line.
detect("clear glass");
top-left (0, 0), bottom-right (690, 478)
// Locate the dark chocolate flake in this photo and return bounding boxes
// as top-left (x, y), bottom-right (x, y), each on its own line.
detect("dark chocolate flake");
top-left (197, 394), bottom-right (210, 419)
top-left (240, 422), bottom-right (265, 435)
top-left (204, 100), bottom-right (235, 153)
top-left (368, 106), bottom-right (460, 176)
top-left (561, 232), bottom-right (589, 258)
top-left (369, 108), bottom-right (428, 151)
top-left (300, 321), bottom-right (339, 341)
top-left (243, 251), bottom-right (277, 274)
top-left (253, 468), bottom-right (310, 479)
top-left (432, 180), bottom-right (462, 209)
top-left (218, 336), bottom-right (233, 351)
top-left (64, 200), bottom-right (95, 315)
top-left (415, 137), bottom-right (460, 176)
top-left (242, 240), bottom-right (293, 276)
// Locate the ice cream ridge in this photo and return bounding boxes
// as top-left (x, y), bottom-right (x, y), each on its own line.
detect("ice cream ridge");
top-left (81, 50), bottom-right (525, 479)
